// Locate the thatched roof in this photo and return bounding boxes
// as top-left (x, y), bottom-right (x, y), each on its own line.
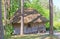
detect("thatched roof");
top-left (10, 8), bottom-right (48, 24)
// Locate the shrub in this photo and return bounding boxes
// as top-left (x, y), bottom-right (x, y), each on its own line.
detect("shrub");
top-left (54, 21), bottom-right (60, 30)
top-left (4, 24), bottom-right (14, 38)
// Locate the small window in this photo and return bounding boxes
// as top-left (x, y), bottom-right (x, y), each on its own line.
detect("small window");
top-left (27, 23), bottom-right (31, 28)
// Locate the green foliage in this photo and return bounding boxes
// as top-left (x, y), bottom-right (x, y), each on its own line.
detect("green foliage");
top-left (4, 24), bottom-right (14, 36)
top-left (53, 7), bottom-right (60, 21)
top-left (9, 0), bottom-right (20, 18)
top-left (25, 0), bottom-right (50, 30)
top-left (54, 21), bottom-right (60, 30)
top-left (45, 22), bottom-right (50, 30)
top-left (53, 7), bottom-right (60, 30)
top-left (9, 0), bottom-right (49, 19)
top-left (4, 0), bottom-right (51, 31)
top-left (25, 0), bottom-right (49, 19)
top-left (4, 24), bottom-right (14, 39)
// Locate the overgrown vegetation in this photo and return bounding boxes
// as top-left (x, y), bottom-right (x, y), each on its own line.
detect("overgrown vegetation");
top-left (9, 0), bottom-right (50, 30)
top-left (4, 24), bottom-right (14, 39)
top-left (3, 0), bottom-right (60, 33)
top-left (2, 0), bottom-right (60, 38)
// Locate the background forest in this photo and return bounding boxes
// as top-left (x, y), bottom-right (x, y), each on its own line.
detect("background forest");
top-left (1, 0), bottom-right (60, 38)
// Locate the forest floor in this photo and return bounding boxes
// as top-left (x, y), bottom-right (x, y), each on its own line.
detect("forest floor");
top-left (5, 31), bottom-right (60, 39)
top-left (5, 33), bottom-right (60, 39)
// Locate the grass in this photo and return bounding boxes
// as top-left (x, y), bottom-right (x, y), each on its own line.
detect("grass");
top-left (4, 34), bottom-right (59, 39)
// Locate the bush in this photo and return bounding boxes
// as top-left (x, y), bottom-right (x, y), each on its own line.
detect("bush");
top-left (54, 21), bottom-right (60, 30)
top-left (4, 24), bottom-right (14, 38)
top-left (45, 22), bottom-right (50, 31)
top-left (45, 22), bottom-right (57, 31)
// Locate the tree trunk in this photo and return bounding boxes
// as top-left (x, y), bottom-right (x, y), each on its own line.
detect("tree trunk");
top-left (49, 0), bottom-right (53, 35)
top-left (0, 0), bottom-right (4, 39)
top-left (4, 0), bottom-right (7, 26)
top-left (20, 0), bottom-right (24, 35)
top-left (7, 0), bottom-right (10, 20)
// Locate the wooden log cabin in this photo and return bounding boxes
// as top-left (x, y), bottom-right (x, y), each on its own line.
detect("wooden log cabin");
top-left (10, 8), bottom-right (49, 35)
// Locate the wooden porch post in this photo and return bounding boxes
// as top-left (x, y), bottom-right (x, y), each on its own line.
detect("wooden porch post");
top-left (20, 0), bottom-right (24, 35)
top-left (49, 0), bottom-right (53, 35)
